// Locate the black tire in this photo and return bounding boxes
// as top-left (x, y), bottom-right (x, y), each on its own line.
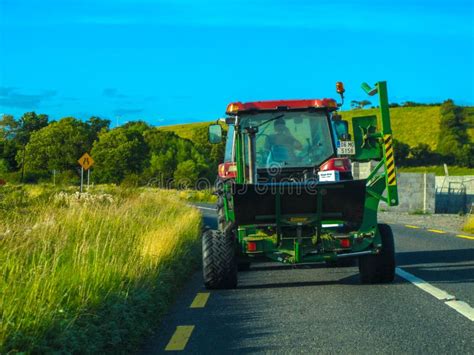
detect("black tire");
top-left (358, 224), bottom-right (395, 284)
top-left (216, 195), bottom-right (226, 232)
top-left (202, 230), bottom-right (237, 289)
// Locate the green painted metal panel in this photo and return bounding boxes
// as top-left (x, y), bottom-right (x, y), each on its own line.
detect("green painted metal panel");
top-left (352, 115), bottom-right (383, 161)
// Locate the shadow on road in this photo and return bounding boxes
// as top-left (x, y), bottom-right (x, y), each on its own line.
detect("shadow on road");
top-left (237, 274), bottom-right (362, 290)
top-left (396, 248), bottom-right (474, 284)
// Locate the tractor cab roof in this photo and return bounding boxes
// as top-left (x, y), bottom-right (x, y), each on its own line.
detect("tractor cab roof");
top-left (226, 98), bottom-right (338, 115)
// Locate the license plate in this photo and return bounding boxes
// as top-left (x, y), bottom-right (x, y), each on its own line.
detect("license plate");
top-left (337, 141), bottom-right (355, 155)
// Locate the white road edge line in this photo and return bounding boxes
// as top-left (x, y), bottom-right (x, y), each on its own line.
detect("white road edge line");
top-left (445, 300), bottom-right (474, 321)
top-left (395, 268), bottom-right (455, 300)
top-left (396, 267), bottom-right (474, 322)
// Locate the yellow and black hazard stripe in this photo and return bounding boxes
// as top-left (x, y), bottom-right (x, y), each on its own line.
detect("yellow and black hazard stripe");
top-left (384, 134), bottom-right (397, 186)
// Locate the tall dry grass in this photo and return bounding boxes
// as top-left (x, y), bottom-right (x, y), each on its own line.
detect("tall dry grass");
top-left (0, 186), bottom-right (201, 353)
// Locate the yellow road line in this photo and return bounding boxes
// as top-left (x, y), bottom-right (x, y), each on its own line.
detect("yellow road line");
top-left (405, 225), bottom-right (420, 229)
top-left (165, 325), bottom-right (195, 351)
top-left (190, 292), bottom-right (210, 308)
top-left (427, 229), bottom-right (445, 234)
top-left (456, 234), bottom-right (474, 240)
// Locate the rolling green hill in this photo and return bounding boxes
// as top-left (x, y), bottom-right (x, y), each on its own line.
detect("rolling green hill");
top-left (158, 106), bottom-right (474, 150)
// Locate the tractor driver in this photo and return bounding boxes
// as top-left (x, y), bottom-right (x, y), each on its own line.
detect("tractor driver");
top-left (264, 118), bottom-right (303, 163)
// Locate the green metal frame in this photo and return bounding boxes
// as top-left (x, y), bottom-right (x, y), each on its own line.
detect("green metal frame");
top-left (217, 81), bottom-right (398, 264)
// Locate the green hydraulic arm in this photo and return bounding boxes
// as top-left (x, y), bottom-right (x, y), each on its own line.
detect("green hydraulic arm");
top-left (361, 81), bottom-right (399, 206)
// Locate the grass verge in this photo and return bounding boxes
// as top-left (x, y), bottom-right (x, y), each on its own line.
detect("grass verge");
top-left (1, 186), bottom-right (202, 353)
top-left (463, 215), bottom-right (474, 234)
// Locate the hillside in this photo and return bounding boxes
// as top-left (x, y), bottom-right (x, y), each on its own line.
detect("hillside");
top-left (159, 121), bottom-right (212, 141)
top-left (159, 106), bottom-right (474, 150)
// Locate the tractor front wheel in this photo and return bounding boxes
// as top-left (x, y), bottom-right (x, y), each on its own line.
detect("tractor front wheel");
top-left (202, 229), bottom-right (238, 289)
top-left (358, 224), bottom-right (395, 284)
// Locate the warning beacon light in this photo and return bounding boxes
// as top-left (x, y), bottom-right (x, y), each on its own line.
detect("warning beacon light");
top-left (336, 82), bottom-right (345, 107)
top-left (336, 82), bottom-right (345, 94)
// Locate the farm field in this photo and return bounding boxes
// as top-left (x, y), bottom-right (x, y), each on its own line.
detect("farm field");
top-left (0, 185), bottom-right (201, 353)
top-left (159, 105), bottom-right (474, 151)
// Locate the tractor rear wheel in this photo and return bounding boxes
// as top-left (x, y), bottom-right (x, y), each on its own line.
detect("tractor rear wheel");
top-left (216, 195), bottom-right (226, 231)
top-left (358, 224), bottom-right (395, 284)
top-left (202, 229), bottom-right (237, 289)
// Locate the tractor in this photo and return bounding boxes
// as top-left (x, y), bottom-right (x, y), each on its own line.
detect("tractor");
top-left (203, 81), bottom-right (399, 289)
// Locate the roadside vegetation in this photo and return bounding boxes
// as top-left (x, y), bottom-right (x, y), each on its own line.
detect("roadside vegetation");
top-left (397, 166), bottom-right (474, 176)
top-left (463, 215), bottom-right (474, 234)
top-left (1, 102), bottom-right (472, 190)
top-left (0, 185), bottom-right (202, 353)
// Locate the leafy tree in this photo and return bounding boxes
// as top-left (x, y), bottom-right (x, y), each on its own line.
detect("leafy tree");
top-left (437, 100), bottom-right (471, 166)
top-left (121, 121), bottom-right (151, 134)
top-left (0, 115), bottom-right (19, 171)
top-left (350, 100), bottom-right (371, 109)
top-left (16, 112), bottom-right (49, 146)
top-left (91, 127), bottom-right (149, 183)
top-left (409, 143), bottom-right (440, 165)
top-left (0, 112), bottom-right (49, 178)
top-left (191, 125), bottom-right (226, 180)
top-left (144, 129), bottom-right (208, 186)
top-left (22, 117), bottom-right (91, 174)
top-left (393, 139), bottom-right (410, 166)
top-left (87, 116), bottom-right (111, 144)
top-left (0, 158), bottom-right (8, 174)
top-left (173, 160), bottom-right (199, 188)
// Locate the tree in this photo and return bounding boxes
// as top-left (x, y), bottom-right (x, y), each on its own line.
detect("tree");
top-left (0, 115), bottom-right (19, 171)
top-left (87, 116), bottom-right (111, 144)
top-left (350, 100), bottom-right (371, 109)
top-left (144, 129), bottom-right (208, 185)
top-left (91, 127), bottom-right (149, 183)
top-left (22, 117), bottom-right (91, 174)
top-left (393, 139), bottom-right (410, 166)
top-left (0, 112), bottom-right (49, 178)
top-left (437, 100), bottom-right (470, 166)
top-left (409, 143), bottom-right (440, 165)
top-left (173, 160), bottom-right (199, 188)
top-left (191, 125), bottom-right (226, 179)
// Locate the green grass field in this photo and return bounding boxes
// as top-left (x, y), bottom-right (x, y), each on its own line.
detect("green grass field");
top-left (0, 185), bottom-right (202, 353)
top-left (341, 106), bottom-right (442, 149)
top-left (159, 121), bottom-right (212, 141)
top-left (159, 106), bottom-right (474, 151)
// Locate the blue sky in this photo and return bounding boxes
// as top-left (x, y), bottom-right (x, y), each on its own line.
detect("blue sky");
top-left (0, 0), bottom-right (473, 126)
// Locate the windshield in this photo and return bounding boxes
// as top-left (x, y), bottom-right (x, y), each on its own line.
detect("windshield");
top-left (241, 111), bottom-right (334, 169)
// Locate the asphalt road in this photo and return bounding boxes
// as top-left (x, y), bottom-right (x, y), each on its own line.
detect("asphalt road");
top-left (143, 205), bottom-right (474, 354)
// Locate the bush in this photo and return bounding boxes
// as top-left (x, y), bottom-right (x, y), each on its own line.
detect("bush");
top-left (409, 144), bottom-right (442, 166)
top-left (393, 139), bottom-right (410, 166)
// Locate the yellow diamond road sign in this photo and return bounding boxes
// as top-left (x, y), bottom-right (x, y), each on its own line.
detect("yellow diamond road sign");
top-left (78, 153), bottom-right (94, 170)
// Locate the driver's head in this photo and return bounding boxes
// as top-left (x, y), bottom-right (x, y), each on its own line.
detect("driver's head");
top-left (274, 119), bottom-right (288, 133)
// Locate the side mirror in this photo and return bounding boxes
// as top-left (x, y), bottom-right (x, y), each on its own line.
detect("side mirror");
top-left (208, 124), bottom-right (223, 144)
top-left (333, 119), bottom-right (350, 140)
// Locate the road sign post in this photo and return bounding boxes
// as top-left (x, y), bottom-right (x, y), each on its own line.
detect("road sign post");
top-left (78, 153), bottom-right (94, 193)
top-left (80, 167), bottom-right (84, 193)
